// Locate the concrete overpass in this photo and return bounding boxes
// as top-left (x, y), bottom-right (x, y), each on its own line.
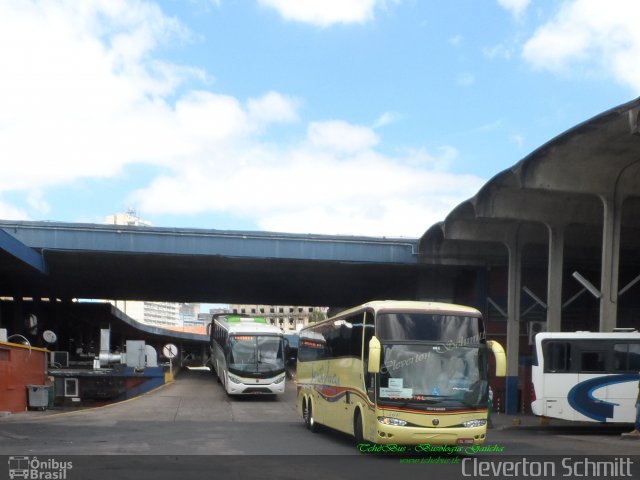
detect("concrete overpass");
top-left (0, 221), bottom-right (420, 306)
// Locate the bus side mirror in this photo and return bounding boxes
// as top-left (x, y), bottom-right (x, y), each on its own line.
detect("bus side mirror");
top-left (487, 340), bottom-right (506, 377)
top-left (368, 336), bottom-right (381, 373)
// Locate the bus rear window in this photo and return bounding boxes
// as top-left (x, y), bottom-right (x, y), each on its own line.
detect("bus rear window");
top-left (376, 313), bottom-right (483, 343)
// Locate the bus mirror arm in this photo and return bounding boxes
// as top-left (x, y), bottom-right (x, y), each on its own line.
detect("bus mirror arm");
top-left (368, 336), bottom-right (381, 374)
top-left (487, 340), bottom-right (506, 377)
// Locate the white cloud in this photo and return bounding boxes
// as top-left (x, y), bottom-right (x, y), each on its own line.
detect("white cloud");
top-left (0, 0), bottom-right (199, 190)
top-left (307, 120), bottom-right (379, 153)
top-left (258, 0), bottom-right (391, 27)
top-left (497, 0), bottom-right (531, 17)
top-left (522, 0), bottom-right (640, 92)
top-left (129, 141), bottom-right (484, 237)
top-left (483, 43), bottom-right (514, 60)
top-left (456, 73), bottom-right (475, 87)
top-left (373, 111), bottom-right (401, 128)
top-left (0, 200), bottom-right (28, 220)
top-left (27, 191), bottom-right (51, 215)
top-left (0, 0), bottom-right (484, 237)
top-left (510, 133), bottom-right (525, 148)
top-left (247, 91), bottom-right (300, 126)
top-left (448, 35), bottom-right (463, 47)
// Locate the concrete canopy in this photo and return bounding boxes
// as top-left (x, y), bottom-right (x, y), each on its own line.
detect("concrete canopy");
top-left (420, 96), bottom-right (640, 327)
top-left (417, 97), bottom-right (640, 414)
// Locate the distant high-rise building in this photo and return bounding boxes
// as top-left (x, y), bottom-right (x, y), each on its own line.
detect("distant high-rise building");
top-left (104, 208), bottom-right (151, 227)
top-left (106, 211), bottom-right (199, 328)
top-left (228, 304), bottom-right (327, 332)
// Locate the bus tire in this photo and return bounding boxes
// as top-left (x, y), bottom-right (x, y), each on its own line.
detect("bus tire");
top-left (354, 411), bottom-right (365, 445)
top-left (304, 399), bottom-right (319, 433)
top-left (303, 398), bottom-right (311, 429)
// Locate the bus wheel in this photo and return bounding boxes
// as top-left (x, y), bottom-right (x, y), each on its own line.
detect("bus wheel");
top-left (304, 400), bottom-right (319, 433)
top-left (354, 411), bottom-right (365, 445)
top-left (303, 399), bottom-right (311, 429)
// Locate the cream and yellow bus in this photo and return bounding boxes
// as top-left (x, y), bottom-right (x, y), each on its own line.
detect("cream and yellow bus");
top-left (296, 300), bottom-right (505, 445)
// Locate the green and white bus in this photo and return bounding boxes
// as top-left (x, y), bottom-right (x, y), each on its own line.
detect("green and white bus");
top-left (208, 315), bottom-right (286, 395)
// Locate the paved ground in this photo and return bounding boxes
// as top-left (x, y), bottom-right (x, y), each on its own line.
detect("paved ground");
top-left (1, 367), bottom-right (639, 480)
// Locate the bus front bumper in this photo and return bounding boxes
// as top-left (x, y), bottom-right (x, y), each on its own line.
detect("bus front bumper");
top-left (371, 423), bottom-right (487, 446)
top-left (227, 373), bottom-right (286, 395)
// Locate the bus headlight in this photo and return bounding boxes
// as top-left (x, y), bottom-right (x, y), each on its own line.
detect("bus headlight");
top-left (274, 375), bottom-right (285, 384)
top-left (462, 419), bottom-right (487, 428)
top-left (228, 373), bottom-right (242, 384)
top-left (377, 416), bottom-right (407, 427)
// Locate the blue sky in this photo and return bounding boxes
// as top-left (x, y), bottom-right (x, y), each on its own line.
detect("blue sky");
top-left (1, 0), bottom-right (638, 237)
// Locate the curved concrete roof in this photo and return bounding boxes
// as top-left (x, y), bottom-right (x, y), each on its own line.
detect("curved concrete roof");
top-left (420, 96), bottom-right (640, 267)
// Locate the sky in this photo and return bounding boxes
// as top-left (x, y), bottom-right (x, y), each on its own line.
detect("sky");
top-left (1, 0), bottom-right (639, 239)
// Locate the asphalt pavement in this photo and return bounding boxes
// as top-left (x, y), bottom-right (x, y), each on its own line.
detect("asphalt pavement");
top-left (2, 367), bottom-right (640, 480)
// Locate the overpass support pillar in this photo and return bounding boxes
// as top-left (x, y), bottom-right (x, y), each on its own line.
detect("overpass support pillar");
top-left (505, 234), bottom-right (522, 415)
top-left (599, 195), bottom-right (620, 332)
top-left (546, 224), bottom-right (564, 332)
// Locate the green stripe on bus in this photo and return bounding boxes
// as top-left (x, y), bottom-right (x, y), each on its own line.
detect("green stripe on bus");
top-left (225, 315), bottom-right (267, 324)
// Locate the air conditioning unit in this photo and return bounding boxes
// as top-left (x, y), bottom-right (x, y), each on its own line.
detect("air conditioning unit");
top-left (528, 321), bottom-right (547, 345)
top-left (49, 351), bottom-right (69, 368)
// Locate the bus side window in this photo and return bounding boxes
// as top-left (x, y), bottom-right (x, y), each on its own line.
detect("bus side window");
top-left (613, 343), bottom-right (640, 372)
top-left (545, 342), bottom-right (571, 373)
top-left (629, 344), bottom-right (640, 371)
top-left (580, 351), bottom-right (605, 372)
top-left (348, 313), bottom-right (364, 359)
top-left (614, 344), bottom-right (627, 371)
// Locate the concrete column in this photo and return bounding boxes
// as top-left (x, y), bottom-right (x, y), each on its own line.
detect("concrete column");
top-left (546, 224), bottom-right (564, 332)
top-left (505, 234), bottom-right (522, 414)
top-left (600, 195), bottom-right (621, 331)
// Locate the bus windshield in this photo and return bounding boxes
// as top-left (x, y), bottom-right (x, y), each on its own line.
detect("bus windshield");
top-left (228, 335), bottom-right (284, 375)
top-left (376, 312), bottom-right (483, 342)
top-left (378, 344), bottom-right (488, 409)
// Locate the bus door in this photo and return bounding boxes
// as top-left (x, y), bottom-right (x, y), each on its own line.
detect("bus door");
top-left (335, 312), bottom-right (365, 429)
top-left (362, 310), bottom-right (375, 403)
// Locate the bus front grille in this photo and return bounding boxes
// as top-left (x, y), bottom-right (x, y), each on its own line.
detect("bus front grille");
top-left (243, 387), bottom-right (272, 394)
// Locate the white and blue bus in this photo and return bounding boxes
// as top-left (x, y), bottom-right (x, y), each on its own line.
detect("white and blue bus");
top-left (531, 331), bottom-right (640, 423)
top-left (208, 315), bottom-right (286, 395)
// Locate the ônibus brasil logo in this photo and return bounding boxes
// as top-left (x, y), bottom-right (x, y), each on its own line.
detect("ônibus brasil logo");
top-left (8, 456), bottom-right (73, 479)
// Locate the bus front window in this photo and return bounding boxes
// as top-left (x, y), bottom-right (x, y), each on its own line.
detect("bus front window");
top-left (256, 336), bottom-right (285, 372)
top-left (379, 345), bottom-right (488, 409)
top-left (229, 335), bottom-right (284, 375)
